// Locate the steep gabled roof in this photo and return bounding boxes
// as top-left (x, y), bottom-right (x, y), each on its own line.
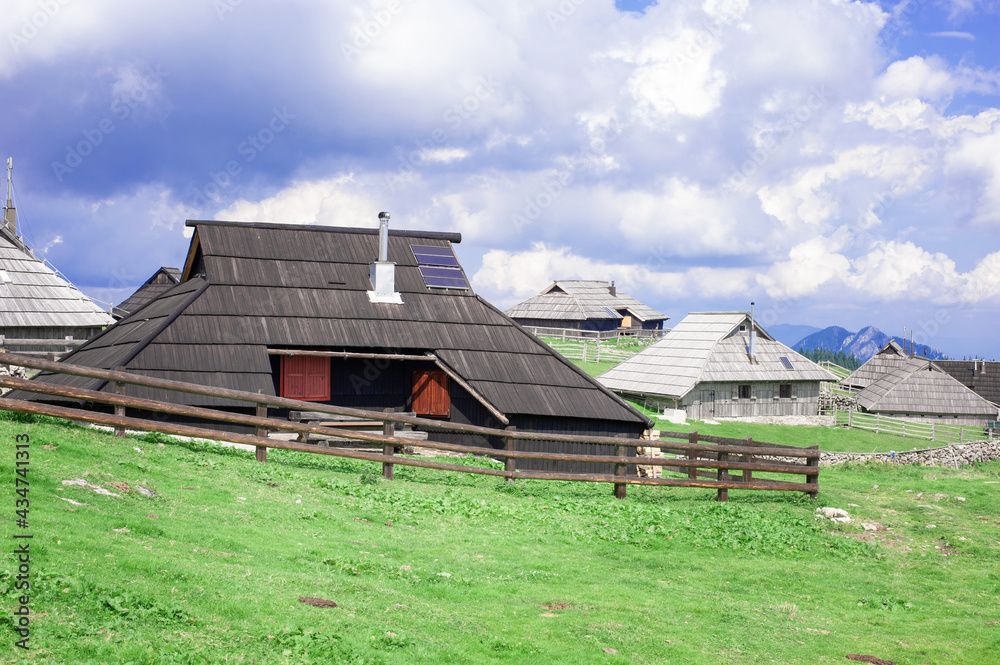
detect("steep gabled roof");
top-left (114, 267), bottom-right (181, 319)
top-left (856, 357), bottom-right (999, 417)
top-left (505, 279), bottom-right (667, 324)
top-left (597, 312), bottom-right (835, 399)
top-left (22, 221), bottom-right (649, 426)
top-left (842, 340), bottom-right (908, 389)
top-left (0, 224), bottom-right (114, 330)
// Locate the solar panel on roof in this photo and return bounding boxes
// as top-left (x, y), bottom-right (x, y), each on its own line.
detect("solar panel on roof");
top-left (418, 266), bottom-right (469, 289)
top-left (779, 356), bottom-right (794, 370)
top-left (410, 244), bottom-right (460, 267)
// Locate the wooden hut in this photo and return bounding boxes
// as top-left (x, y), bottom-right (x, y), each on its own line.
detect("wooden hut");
top-left (13, 219), bottom-right (651, 471)
top-left (112, 267), bottom-right (181, 319)
top-left (506, 280), bottom-right (667, 336)
top-left (597, 312), bottom-right (837, 420)
top-left (854, 357), bottom-right (998, 426)
top-left (0, 211), bottom-right (113, 356)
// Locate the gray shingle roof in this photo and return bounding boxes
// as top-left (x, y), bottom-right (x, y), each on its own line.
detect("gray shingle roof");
top-left (505, 280), bottom-right (667, 323)
top-left (597, 312), bottom-right (836, 399)
top-left (855, 357), bottom-right (999, 417)
top-left (0, 226), bottom-right (114, 330)
top-left (842, 340), bottom-right (907, 389)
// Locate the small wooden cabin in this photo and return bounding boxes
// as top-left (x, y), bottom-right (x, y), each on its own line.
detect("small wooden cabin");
top-left (16, 219), bottom-right (651, 471)
top-left (506, 280), bottom-right (667, 334)
top-left (598, 312), bottom-right (837, 420)
top-left (855, 357), bottom-right (999, 426)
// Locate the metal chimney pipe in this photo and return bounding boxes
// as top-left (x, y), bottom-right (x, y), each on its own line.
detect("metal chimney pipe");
top-left (377, 211), bottom-right (390, 262)
top-left (749, 302), bottom-right (756, 361)
top-left (609, 280), bottom-right (616, 297)
top-left (909, 330), bottom-right (913, 358)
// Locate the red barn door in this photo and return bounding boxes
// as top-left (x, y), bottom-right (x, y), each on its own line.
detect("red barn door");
top-left (412, 370), bottom-right (450, 418)
top-left (280, 356), bottom-right (331, 401)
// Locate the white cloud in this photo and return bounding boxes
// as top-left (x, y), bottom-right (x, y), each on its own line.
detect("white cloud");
top-left (216, 175), bottom-right (379, 227)
top-left (756, 235), bottom-right (851, 298)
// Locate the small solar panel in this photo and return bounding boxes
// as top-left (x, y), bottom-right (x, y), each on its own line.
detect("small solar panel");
top-left (602, 306), bottom-right (619, 317)
top-left (410, 244), bottom-right (460, 267)
top-left (418, 266), bottom-right (469, 289)
top-left (779, 356), bottom-right (794, 370)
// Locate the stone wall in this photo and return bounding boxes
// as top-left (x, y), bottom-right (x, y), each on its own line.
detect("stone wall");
top-left (819, 438), bottom-right (1000, 467)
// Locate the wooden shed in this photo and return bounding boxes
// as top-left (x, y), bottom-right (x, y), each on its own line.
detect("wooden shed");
top-left (0, 215), bottom-right (113, 355)
top-left (854, 357), bottom-right (999, 426)
top-left (506, 280), bottom-right (668, 335)
top-left (597, 312), bottom-right (837, 420)
top-left (14, 219), bottom-right (651, 471)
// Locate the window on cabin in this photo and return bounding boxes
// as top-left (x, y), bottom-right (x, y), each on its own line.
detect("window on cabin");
top-left (738, 384), bottom-right (751, 399)
top-left (779, 384), bottom-right (792, 399)
top-left (279, 356), bottom-right (331, 401)
top-left (412, 370), bottom-right (450, 417)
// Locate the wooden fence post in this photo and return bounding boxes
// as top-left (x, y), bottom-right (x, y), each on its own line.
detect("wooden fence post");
top-left (687, 431), bottom-right (698, 480)
top-left (382, 408), bottom-right (395, 480)
top-left (743, 436), bottom-right (753, 483)
top-left (613, 435), bottom-right (627, 499)
top-left (504, 425), bottom-right (517, 482)
top-left (114, 366), bottom-right (126, 438)
top-left (255, 394), bottom-right (268, 462)
top-left (716, 449), bottom-right (729, 502)
top-left (806, 445), bottom-right (819, 499)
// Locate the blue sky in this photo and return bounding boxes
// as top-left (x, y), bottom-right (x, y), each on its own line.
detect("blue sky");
top-left (1, 0), bottom-right (998, 358)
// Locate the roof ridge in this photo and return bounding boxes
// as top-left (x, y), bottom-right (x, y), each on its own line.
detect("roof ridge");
top-left (187, 219), bottom-right (462, 243)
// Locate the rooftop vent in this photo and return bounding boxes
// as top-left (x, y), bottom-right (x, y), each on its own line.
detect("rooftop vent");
top-left (609, 280), bottom-right (616, 297)
top-left (367, 211), bottom-right (403, 304)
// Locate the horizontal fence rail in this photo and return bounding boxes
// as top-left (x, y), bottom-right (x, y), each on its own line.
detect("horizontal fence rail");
top-left (0, 352), bottom-right (819, 500)
top-left (834, 409), bottom-right (990, 444)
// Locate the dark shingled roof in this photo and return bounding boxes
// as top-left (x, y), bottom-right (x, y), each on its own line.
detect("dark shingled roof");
top-left (933, 360), bottom-right (1000, 407)
top-left (114, 267), bottom-right (181, 319)
top-left (19, 220), bottom-right (649, 426)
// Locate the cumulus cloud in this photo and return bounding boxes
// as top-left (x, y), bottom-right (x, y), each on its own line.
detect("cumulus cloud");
top-left (216, 175), bottom-right (379, 227)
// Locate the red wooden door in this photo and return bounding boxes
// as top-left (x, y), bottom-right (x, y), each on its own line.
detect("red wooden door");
top-left (280, 356), bottom-right (331, 401)
top-left (412, 370), bottom-right (450, 417)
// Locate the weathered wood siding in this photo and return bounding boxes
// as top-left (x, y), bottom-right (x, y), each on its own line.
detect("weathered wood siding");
top-left (682, 381), bottom-right (822, 420)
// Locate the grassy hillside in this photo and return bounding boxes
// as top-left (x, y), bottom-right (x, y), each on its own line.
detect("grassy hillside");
top-left (2, 414), bottom-right (999, 664)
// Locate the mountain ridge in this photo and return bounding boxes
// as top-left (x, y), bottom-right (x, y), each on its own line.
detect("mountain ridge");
top-left (794, 325), bottom-right (945, 363)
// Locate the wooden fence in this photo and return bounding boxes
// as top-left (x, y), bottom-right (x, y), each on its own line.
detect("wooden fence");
top-left (0, 353), bottom-right (819, 501)
top-left (546, 341), bottom-right (636, 364)
top-left (0, 336), bottom-right (86, 357)
top-left (834, 409), bottom-right (990, 444)
top-left (524, 326), bottom-right (667, 342)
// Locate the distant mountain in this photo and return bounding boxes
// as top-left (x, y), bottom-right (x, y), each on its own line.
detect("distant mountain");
top-left (794, 325), bottom-right (945, 363)
top-left (767, 323), bottom-right (822, 348)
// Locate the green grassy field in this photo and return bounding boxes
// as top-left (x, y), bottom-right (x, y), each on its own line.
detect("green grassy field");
top-left (2, 414), bottom-right (999, 664)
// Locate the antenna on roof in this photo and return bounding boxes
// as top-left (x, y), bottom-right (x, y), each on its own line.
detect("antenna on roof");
top-left (3, 157), bottom-right (16, 236)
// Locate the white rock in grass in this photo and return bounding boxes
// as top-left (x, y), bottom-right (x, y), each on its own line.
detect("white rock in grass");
top-left (817, 507), bottom-right (850, 520)
top-left (861, 523), bottom-right (878, 532)
top-left (955, 497), bottom-right (966, 502)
